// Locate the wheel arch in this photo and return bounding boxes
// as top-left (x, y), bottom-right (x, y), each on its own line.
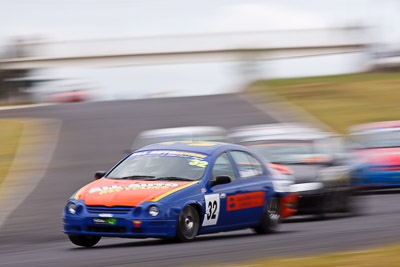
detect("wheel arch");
top-left (266, 192), bottom-right (281, 210)
top-left (181, 200), bottom-right (203, 226)
top-left (186, 201), bottom-right (203, 219)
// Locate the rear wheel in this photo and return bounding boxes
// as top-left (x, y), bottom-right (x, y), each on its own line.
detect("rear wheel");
top-left (317, 190), bottom-right (345, 218)
top-left (176, 205), bottom-right (200, 242)
top-left (254, 197), bottom-right (280, 234)
top-left (68, 234), bottom-right (101, 247)
top-left (317, 192), bottom-right (336, 218)
top-left (344, 191), bottom-right (366, 216)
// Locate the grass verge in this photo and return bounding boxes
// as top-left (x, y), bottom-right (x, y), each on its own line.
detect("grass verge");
top-left (0, 120), bottom-right (24, 185)
top-left (247, 72), bottom-right (400, 133)
top-left (241, 72), bottom-right (400, 266)
top-left (215, 243), bottom-right (400, 267)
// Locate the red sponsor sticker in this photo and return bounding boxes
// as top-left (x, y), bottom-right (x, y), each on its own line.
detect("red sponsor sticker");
top-left (227, 191), bottom-right (265, 211)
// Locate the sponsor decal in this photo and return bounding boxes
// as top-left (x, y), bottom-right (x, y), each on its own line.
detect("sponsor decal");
top-left (89, 183), bottom-right (179, 195)
top-left (174, 151), bottom-right (208, 158)
top-left (131, 150), bottom-right (207, 159)
top-left (93, 218), bottom-right (117, 225)
top-left (227, 191), bottom-right (265, 211)
top-left (130, 150), bottom-right (209, 168)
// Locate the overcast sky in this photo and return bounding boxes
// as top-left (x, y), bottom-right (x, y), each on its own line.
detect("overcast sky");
top-left (1, 0), bottom-right (399, 45)
top-left (1, 0), bottom-right (400, 100)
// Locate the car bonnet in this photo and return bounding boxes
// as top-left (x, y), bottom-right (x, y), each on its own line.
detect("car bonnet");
top-left (74, 179), bottom-right (198, 206)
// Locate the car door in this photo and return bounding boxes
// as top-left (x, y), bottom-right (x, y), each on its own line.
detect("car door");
top-left (202, 152), bottom-right (249, 230)
top-left (228, 150), bottom-right (271, 223)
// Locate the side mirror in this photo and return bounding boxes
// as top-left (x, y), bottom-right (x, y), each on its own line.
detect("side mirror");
top-left (94, 171), bottom-right (106, 180)
top-left (210, 175), bottom-right (231, 186)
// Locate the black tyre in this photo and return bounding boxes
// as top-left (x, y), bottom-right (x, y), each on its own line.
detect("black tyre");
top-left (176, 205), bottom-right (200, 242)
top-left (254, 197), bottom-right (280, 234)
top-left (317, 189), bottom-right (346, 219)
top-left (344, 193), bottom-right (366, 217)
top-left (68, 234), bottom-right (101, 247)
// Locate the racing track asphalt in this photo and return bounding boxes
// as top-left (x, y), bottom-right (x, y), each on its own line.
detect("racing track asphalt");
top-left (0, 94), bottom-right (399, 267)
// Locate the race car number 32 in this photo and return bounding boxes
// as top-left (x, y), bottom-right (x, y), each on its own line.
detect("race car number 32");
top-left (202, 194), bottom-right (220, 226)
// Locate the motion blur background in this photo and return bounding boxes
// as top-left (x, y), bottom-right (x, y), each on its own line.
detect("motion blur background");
top-left (1, 1), bottom-right (400, 267)
top-left (1, 0), bottom-right (400, 102)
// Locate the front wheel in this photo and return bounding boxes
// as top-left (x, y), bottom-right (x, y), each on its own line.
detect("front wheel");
top-left (254, 197), bottom-right (280, 234)
top-left (68, 234), bottom-right (101, 247)
top-left (175, 205), bottom-right (200, 242)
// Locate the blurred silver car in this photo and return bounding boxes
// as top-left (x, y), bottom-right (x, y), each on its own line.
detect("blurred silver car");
top-left (131, 125), bottom-right (298, 219)
top-left (229, 123), bottom-right (354, 217)
top-left (132, 126), bottom-right (228, 150)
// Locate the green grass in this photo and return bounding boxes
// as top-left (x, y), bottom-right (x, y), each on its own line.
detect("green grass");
top-left (214, 243), bottom-right (400, 267)
top-left (241, 73), bottom-right (400, 264)
top-left (0, 101), bottom-right (34, 107)
top-left (0, 120), bottom-right (24, 185)
top-left (247, 72), bottom-right (400, 133)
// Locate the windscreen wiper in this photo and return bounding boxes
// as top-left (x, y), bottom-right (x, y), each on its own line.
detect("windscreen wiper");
top-left (116, 175), bottom-right (156, 180)
top-left (153, 176), bottom-right (194, 181)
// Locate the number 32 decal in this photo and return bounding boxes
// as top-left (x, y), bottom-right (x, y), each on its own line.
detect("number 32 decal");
top-left (202, 194), bottom-right (220, 226)
top-left (189, 159), bottom-right (208, 168)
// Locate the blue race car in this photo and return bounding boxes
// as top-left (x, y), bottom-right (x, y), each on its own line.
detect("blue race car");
top-left (348, 121), bottom-right (400, 188)
top-left (63, 141), bottom-right (284, 247)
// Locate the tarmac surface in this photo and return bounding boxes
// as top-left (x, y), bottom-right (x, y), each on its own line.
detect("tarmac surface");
top-left (0, 94), bottom-right (399, 267)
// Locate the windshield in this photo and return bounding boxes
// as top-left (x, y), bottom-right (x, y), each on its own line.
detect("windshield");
top-left (246, 142), bottom-right (331, 164)
top-left (106, 150), bottom-right (209, 181)
top-left (350, 129), bottom-right (400, 149)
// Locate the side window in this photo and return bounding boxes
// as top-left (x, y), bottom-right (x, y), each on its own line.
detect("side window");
top-left (230, 151), bottom-right (264, 179)
top-left (211, 153), bottom-right (237, 182)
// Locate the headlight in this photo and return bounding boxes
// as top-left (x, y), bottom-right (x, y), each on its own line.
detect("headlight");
top-left (148, 205), bottom-right (159, 217)
top-left (272, 180), bottom-right (293, 193)
top-left (67, 202), bottom-right (77, 214)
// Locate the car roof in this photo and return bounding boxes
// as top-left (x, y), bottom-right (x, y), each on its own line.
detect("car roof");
top-left (228, 123), bottom-right (335, 142)
top-left (229, 123), bottom-right (318, 133)
top-left (136, 141), bottom-right (245, 156)
top-left (349, 121), bottom-right (400, 134)
top-left (240, 132), bottom-right (334, 143)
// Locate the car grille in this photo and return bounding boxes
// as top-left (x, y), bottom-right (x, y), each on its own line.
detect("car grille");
top-left (86, 206), bottom-right (132, 214)
top-left (87, 226), bottom-right (127, 233)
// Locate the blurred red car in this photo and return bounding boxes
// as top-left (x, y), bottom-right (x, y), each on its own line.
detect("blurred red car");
top-left (49, 90), bottom-right (92, 103)
top-left (268, 163), bottom-right (298, 219)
